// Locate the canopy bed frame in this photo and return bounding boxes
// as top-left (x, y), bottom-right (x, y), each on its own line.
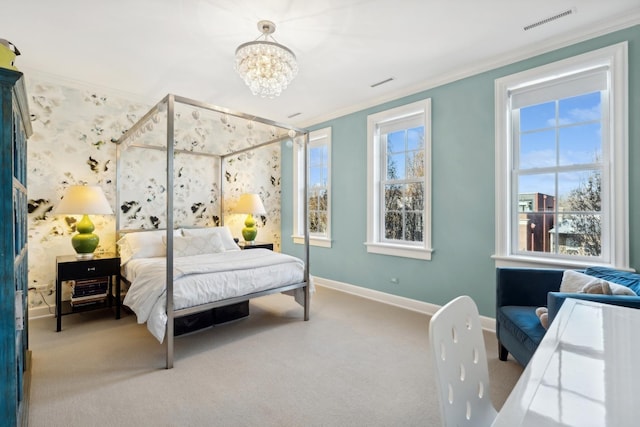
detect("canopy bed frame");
top-left (115, 94), bottom-right (309, 368)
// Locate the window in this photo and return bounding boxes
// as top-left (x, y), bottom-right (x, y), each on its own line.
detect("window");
top-left (495, 42), bottom-right (628, 268)
top-left (293, 127), bottom-right (331, 247)
top-left (366, 99), bottom-right (432, 260)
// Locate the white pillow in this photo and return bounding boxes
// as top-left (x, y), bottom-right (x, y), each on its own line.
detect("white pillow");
top-left (163, 234), bottom-right (225, 257)
top-left (560, 270), bottom-right (601, 293)
top-left (117, 229), bottom-right (182, 265)
top-left (561, 270), bottom-right (637, 296)
top-left (607, 282), bottom-right (638, 296)
top-left (182, 226), bottom-right (240, 251)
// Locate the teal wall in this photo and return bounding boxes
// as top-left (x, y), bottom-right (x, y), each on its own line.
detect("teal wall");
top-left (281, 25), bottom-right (640, 317)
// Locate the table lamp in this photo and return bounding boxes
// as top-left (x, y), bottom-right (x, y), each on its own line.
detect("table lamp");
top-left (234, 193), bottom-right (266, 243)
top-left (54, 184), bottom-right (114, 259)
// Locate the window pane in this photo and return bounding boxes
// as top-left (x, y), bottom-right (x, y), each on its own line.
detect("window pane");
top-left (518, 211), bottom-right (555, 253)
top-left (385, 211), bottom-right (402, 240)
top-left (385, 184), bottom-right (403, 210)
top-left (310, 167), bottom-right (324, 187)
top-left (318, 189), bottom-right (327, 210)
top-left (387, 131), bottom-right (405, 153)
top-left (405, 212), bottom-right (423, 241)
top-left (554, 213), bottom-right (601, 256)
top-left (558, 123), bottom-right (601, 166)
top-left (387, 152), bottom-right (405, 179)
top-left (520, 130), bottom-right (556, 169)
top-left (406, 150), bottom-right (424, 179)
top-left (308, 192), bottom-right (319, 210)
top-left (405, 182), bottom-right (424, 210)
top-left (520, 101), bottom-right (555, 132)
top-left (309, 212), bottom-right (319, 233)
top-left (557, 170), bottom-right (601, 212)
top-left (407, 127), bottom-right (424, 150)
top-left (518, 173), bottom-right (555, 196)
top-left (309, 146), bottom-right (324, 167)
top-left (558, 92), bottom-right (601, 125)
top-left (317, 212), bottom-right (327, 233)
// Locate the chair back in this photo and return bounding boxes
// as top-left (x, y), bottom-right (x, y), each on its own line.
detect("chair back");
top-left (429, 295), bottom-right (497, 427)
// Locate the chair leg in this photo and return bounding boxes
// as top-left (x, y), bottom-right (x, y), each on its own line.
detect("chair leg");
top-left (498, 342), bottom-right (509, 361)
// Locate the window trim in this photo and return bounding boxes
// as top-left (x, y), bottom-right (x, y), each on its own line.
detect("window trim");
top-left (293, 127), bottom-right (332, 248)
top-left (494, 42), bottom-right (629, 269)
top-left (366, 99), bottom-right (433, 260)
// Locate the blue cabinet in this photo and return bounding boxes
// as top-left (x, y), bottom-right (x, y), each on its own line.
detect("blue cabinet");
top-left (0, 68), bottom-right (31, 427)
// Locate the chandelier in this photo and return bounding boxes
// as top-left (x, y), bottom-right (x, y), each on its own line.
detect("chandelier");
top-left (234, 20), bottom-right (298, 98)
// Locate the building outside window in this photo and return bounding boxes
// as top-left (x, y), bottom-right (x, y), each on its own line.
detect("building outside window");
top-left (366, 99), bottom-right (432, 260)
top-left (495, 42), bottom-right (628, 267)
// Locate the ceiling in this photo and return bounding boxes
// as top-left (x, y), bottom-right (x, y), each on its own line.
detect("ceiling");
top-left (3, 1), bottom-right (639, 127)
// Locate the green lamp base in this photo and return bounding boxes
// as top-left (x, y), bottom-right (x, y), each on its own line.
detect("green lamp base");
top-left (242, 213), bottom-right (258, 242)
top-left (71, 214), bottom-right (99, 259)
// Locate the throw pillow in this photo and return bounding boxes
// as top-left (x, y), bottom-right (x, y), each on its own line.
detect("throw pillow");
top-left (182, 226), bottom-right (240, 251)
top-left (164, 234), bottom-right (225, 257)
top-left (560, 270), bottom-right (602, 293)
top-left (584, 266), bottom-right (640, 295)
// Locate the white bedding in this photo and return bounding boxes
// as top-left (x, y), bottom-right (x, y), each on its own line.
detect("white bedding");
top-left (122, 249), bottom-right (305, 342)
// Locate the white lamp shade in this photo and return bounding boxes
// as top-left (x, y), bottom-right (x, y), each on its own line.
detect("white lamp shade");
top-left (234, 193), bottom-right (266, 215)
top-left (54, 185), bottom-right (113, 215)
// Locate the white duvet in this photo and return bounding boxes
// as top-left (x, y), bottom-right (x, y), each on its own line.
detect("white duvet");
top-left (123, 249), bottom-right (305, 342)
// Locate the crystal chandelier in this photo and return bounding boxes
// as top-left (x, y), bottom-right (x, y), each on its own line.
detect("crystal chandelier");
top-left (234, 20), bottom-right (298, 98)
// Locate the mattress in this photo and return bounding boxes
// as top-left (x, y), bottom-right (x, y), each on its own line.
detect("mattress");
top-left (122, 249), bottom-right (305, 342)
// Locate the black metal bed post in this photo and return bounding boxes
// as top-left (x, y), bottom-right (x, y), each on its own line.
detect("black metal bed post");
top-left (165, 95), bottom-right (175, 369)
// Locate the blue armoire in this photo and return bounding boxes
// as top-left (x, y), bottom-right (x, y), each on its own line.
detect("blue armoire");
top-left (0, 67), bottom-right (31, 426)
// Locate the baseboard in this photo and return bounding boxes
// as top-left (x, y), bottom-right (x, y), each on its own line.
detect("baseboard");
top-left (29, 278), bottom-right (498, 332)
top-left (28, 305), bottom-right (54, 319)
top-left (21, 350), bottom-right (31, 427)
top-left (313, 276), bottom-right (496, 332)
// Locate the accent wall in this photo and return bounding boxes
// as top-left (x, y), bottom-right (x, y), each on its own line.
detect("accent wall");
top-left (281, 25), bottom-right (640, 318)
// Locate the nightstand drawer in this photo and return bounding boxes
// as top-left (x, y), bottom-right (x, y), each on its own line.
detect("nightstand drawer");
top-left (57, 257), bottom-right (120, 281)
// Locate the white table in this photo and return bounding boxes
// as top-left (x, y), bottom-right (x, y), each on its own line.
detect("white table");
top-left (492, 298), bottom-right (640, 427)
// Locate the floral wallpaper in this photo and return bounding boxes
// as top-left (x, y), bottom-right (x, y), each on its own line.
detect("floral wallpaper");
top-left (25, 76), bottom-right (282, 313)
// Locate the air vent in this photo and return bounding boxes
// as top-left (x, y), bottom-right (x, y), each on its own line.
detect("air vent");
top-left (370, 77), bottom-right (394, 88)
top-left (287, 112), bottom-right (302, 119)
top-left (524, 8), bottom-right (575, 31)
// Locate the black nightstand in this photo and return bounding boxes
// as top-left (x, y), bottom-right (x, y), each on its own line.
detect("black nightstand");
top-left (55, 253), bottom-right (121, 331)
top-left (238, 241), bottom-right (273, 250)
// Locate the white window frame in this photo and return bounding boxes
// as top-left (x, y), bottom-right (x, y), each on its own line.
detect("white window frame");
top-left (293, 127), bottom-right (332, 248)
top-left (366, 99), bottom-right (433, 260)
top-left (494, 42), bottom-right (629, 269)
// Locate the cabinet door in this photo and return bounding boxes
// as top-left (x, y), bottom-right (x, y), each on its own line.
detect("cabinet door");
top-left (0, 67), bottom-right (31, 427)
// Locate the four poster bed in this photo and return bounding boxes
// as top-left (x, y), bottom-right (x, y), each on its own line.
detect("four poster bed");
top-left (115, 94), bottom-right (310, 368)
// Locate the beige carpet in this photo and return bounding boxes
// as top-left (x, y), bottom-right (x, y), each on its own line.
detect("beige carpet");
top-left (28, 286), bottom-right (523, 426)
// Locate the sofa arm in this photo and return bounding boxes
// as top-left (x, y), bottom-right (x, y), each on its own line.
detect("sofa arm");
top-left (547, 293), bottom-right (640, 324)
top-left (496, 267), bottom-right (565, 309)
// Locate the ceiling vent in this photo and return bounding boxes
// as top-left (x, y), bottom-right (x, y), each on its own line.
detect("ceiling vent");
top-left (523, 8), bottom-right (575, 31)
top-left (370, 77), bottom-right (394, 88)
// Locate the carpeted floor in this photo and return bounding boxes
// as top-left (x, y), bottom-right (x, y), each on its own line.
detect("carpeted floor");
top-left (27, 286), bottom-right (523, 426)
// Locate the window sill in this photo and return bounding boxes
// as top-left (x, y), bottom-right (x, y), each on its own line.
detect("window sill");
top-left (365, 242), bottom-right (433, 260)
top-left (492, 254), bottom-right (634, 272)
top-left (293, 235), bottom-right (332, 248)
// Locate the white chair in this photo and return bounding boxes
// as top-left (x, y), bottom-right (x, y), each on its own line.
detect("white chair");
top-left (429, 295), bottom-right (497, 427)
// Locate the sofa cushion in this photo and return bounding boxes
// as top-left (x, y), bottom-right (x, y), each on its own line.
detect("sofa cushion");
top-left (584, 267), bottom-right (640, 295)
top-left (497, 306), bottom-right (547, 354)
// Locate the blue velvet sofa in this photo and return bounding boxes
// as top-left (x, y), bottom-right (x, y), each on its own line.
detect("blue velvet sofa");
top-left (496, 266), bottom-right (640, 366)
